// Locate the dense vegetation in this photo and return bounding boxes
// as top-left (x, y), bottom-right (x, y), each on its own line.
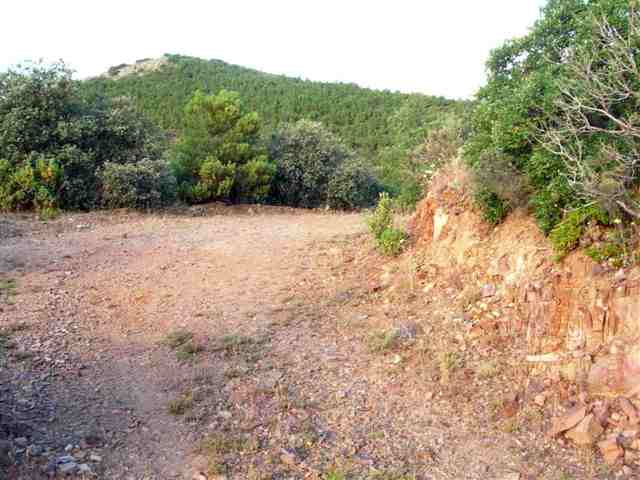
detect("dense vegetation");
top-left (0, 62), bottom-right (171, 215)
top-left (81, 55), bottom-right (466, 195)
top-left (465, 0), bottom-right (637, 245)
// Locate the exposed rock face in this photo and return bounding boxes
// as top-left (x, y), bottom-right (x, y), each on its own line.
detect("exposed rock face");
top-left (102, 56), bottom-right (171, 79)
top-left (409, 164), bottom-right (640, 397)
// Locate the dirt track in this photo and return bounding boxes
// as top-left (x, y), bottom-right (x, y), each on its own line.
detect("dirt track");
top-left (0, 208), bottom-right (602, 479)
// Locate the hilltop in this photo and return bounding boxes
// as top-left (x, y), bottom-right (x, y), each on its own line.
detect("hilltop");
top-left (81, 54), bottom-right (465, 157)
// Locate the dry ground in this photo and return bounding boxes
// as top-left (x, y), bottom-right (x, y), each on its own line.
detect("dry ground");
top-left (0, 207), bottom-right (610, 479)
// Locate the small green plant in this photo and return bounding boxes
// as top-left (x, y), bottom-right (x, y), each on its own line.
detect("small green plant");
top-left (476, 360), bottom-right (499, 379)
top-left (367, 328), bottom-right (401, 353)
top-left (167, 393), bottom-right (194, 415)
top-left (197, 434), bottom-right (249, 476)
top-left (549, 204), bottom-right (609, 258)
top-left (175, 340), bottom-right (203, 361)
top-left (368, 193), bottom-right (407, 256)
top-left (367, 192), bottom-right (394, 238)
top-left (324, 471), bottom-right (347, 480)
top-left (377, 227), bottom-right (407, 256)
top-left (0, 278), bottom-right (17, 303)
top-left (163, 330), bottom-right (193, 349)
top-left (473, 188), bottom-right (510, 225)
top-left (439, 350), bottom-right (464, 384)
top-left (585, 242), bottom-right (625, 267)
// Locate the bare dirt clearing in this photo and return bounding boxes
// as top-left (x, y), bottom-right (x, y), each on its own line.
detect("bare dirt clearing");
top-left (0, 208), bottom-right (605, 479)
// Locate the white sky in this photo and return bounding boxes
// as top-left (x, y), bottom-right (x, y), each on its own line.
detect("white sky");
top-left (2, 0), bottom-right (547, 99)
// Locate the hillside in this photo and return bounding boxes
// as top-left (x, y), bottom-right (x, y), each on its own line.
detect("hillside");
top-left (80, 55), bottom-right (465, 157)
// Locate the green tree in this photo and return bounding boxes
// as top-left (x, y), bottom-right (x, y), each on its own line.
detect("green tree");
top-left (0, 61), bottom-right (167, 212)
top-left (172, 89), bottom-right (274, 203)
top-left (464, 0), bottom-right (631, 233)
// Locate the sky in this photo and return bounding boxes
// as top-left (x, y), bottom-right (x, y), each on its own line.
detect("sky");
top-left (2, 0), bottom-right (548, 99)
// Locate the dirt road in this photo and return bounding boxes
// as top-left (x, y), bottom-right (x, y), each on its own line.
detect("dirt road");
top-left (0, 208), bottom-right (596, 479)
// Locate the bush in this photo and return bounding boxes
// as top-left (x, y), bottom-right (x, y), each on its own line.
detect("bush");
top-left (464, 0), bottom-right (633, 232)
top-left (367, 192), bottom-right (394, 239)
top-left (0, 62), bottom-right (167, 212)
top-left (0, 154), bottom-right (62, 217)
top-left (269, 120), bottom-right (350, 208)
top-left (377, 227), bottom-right (407, 256)
top-left (100, 159), bottom-right (176, 209)
top-left (326, 159), bottom-right (381, 210)
top-left (549, 204), bottom-right (610, 258)
top-left (367, 193), bottom-right (407, 256)
top-left (473, 189), bottom-right (510, 226)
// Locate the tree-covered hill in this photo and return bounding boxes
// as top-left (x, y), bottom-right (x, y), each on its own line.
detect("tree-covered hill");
top-left (81, 55), bottom-right (464, 158)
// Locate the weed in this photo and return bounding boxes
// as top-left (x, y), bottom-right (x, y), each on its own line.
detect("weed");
top-left (367, 328), bottom-right (400, 353)
top-left (377, 227), bottom-right (407, 256)
top-left (0, 278), bottom-right (17, 304)
top-left (324, 471), bottom-right (347, 480)
top-left (163, 329), bottom-right (193, 349)
top-left (167, 393), bottom-right (194, 415)
top-left (439, 350), bottom-right (463, 384)
top-left (175, 340), bottom-right (203, 361)
top-left (198, 433), bottom-right (250, 476)
top-left (13, 351), bottom-right (34, 362)
top-left (476, 360), bottom-right (498, 379)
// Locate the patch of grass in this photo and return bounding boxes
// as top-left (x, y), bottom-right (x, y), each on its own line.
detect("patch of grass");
top-left (167, 393), bottom-right (194, 415)
top-left (198, 434), bottom-right (250, 476)
top-left (13, 350), bottom-right (34, 362)
top-left (439, 350), bottom-right (464, 384)
top-left (175, 340), bottom-right (203, 361)
top-left (163, 329), bottom-right (193, 349)
top-left (367, 328), bottom-right (401, 353)
top-left (0, 278), bottom-right (17, 304)
top-left (476, 360), bottom-right (499, 379)
top-left (324, 471), bottom-right (347, 480)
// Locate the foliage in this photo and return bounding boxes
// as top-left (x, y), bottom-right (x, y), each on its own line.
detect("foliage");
top-left (326, 159), bottom-right (382, 210)
top-left (0, 61), bottom-right (166, 212)
top-left (464, 0), bottom-right (632, 232)
top-left (269, 120), bottom-right (350, 208)
top-left (473, 189), bottom-right (510, 226)
top-left (377, 227), bottom-right (407, 256)
top-left (100, 159), bottom-right (177, 209)
top-left (367, 193), bottom-right (407, 256)
top-left (82, 54), bottom-right (463, 160)
top-left (0, 154), bottom-right (62, 218)
top-left (585, 242), bottom-right (625, 267)
top-left (367, 192), bottom-right (394, 239)
top-left (549, 204), bottom-right (610, 258)
top-left (172, 89), bottom-right (274, 204)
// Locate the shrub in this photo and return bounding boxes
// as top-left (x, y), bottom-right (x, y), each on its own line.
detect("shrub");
top-left (326, 159), bottom-right (381, 210)
top-left (100, 159), bottom-right (176, 209)
top-left (269, 120), bottom-right (350, 208)
top-left (377, 227), bottom-right (407, 256)
top-left (0, 62), bottom-right (167, 211)
top-left (367, 193), bottom-right (407, 256)
top-left (172, 90), bottom-right (274, 204)
top-left (367, 192), bottom-right (394, 239)
top-left (0, 154), bottom-right (62, 217)
top-left (464, 0), bottom-right (633, 233)
top-left (549, 204), bottom-right (610, 258)
top-left (473, 189), bottom-right (509, 226)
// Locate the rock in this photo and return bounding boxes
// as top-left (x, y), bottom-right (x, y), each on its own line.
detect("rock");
top-left (598, 435), bottom-right (623, 466)
top-left (58, 461), bottom-right (78, 475)
top-left (548, 405), bottom-right (587, 438)
top-left (498, 474), bottom-right (520, 480)
top-left (565, 414), bottom-right (604, 445)
top-left (279, 448), bottom-right (298, 466)
top-left (481, 284), bottom-right (496, 298)
top-left (534, 394), bottom-right (546, 407)
top-left (89, 453), bottom-right (102, 462)
top-left (192, 473), bottom-right (208, 480)
top-left (619, 397), bottom-right (638, 422)
top-left (218, 410), bottom-right (232, 420)
top-left (425, 391), bottom-right (434, 401)
top-left (27, 444), bottom-right (43, 457)
top-left (78, 463), bottom-right (93, 475)
top-left (64, 443), bottom-right (74, 452)
top-left (13, 437), bottom-right (28, 448)
top-left (57, 455), bottom-right (76, 464)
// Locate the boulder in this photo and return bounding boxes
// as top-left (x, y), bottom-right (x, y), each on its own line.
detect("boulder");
top-left (565, 414), bottom-right (604, 445)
